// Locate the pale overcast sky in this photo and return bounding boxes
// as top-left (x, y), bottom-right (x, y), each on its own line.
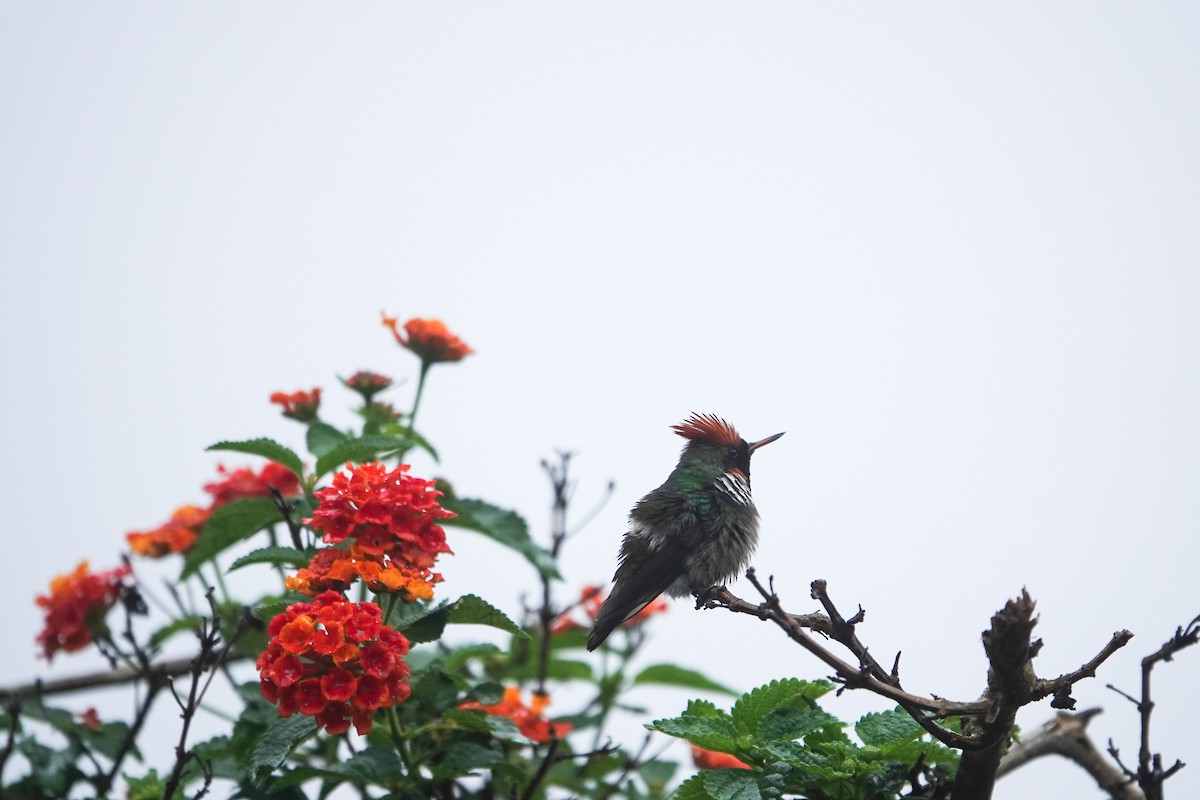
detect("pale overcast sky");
top-left (2, 4), bottom-right (1198, 798)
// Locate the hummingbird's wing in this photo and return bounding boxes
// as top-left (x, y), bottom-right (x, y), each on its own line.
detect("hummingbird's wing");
top-left (585, 510), bottom-right (698, 651)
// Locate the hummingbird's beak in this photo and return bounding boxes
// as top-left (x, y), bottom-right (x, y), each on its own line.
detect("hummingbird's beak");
top-left (747, 431), bottom-right (785, 453)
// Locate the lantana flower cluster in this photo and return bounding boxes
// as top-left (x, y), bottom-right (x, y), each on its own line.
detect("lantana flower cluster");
top-left (459, 687), bottom-right (572, 744)
top-left (257, 591), bottom-right (412, 735)
top-left (270, 388), bottom-right (322, 422)
top-left (203, 461), bottom-right (300, 508)
top-left (289, 462), bottom-right (453, 602)
top-left (382, 314), bottom-right (473, 364)
top-left (126, 504), bottom-right (211, 558)
top-left (36, 562), bottom-right (132, 661)
top-left (341, 370), bottom-right (393, 401)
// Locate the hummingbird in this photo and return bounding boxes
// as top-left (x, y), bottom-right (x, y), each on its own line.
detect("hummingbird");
top-left (586, 413), bottom-right (784, 651)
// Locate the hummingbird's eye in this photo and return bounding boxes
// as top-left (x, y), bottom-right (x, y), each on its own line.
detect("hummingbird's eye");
top-left (726, 446), bottom-right (738, 461)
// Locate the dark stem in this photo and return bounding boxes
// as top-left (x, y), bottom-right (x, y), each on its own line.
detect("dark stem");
top-left (161, 594), bottom-right (252, 800)
top-left (536, 451), bottom-right (573, 695)
top-left (268, 486), bottom-right (305, 551)
top-left (518, 735), bottom-right (560, 800)
top-left (98, 672), bottom-right (167, 796)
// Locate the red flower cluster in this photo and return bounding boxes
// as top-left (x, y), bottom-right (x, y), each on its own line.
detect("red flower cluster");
top-left (342, 371), bottom-right (393, 401)
top-left (459, 687), bottom-right (572, 743)
top-left (691, 745), bottom-right (751, 770)
top-left (36, 562), bottom-right (132, 661)
top-left (126, 505), bottom-right (211, 558)
top-left (257, 592), bottom-right (412, 735)
top-left (550, 585), bottom-right (668, 636)
top-left (298, 462), bottom-right (453, 600)
top-left (381, 314), bottom-right (473, 364)
top-left (204, 462), bottom-right (300, 508)
top-left (270, 388), bottom-right (322, 422)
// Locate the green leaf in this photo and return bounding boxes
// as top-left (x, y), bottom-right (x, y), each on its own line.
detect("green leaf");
top-left (314, 434), bottom-right (410, 476)
top-left (181, 498), bottom-right (282, 578)
top-left (411, 668), bottom-right (460, 712)
top-left (228, 545), bottom-right (312, 572)
top-left (430, 741), bottom-right (505, 781)
top-left (757, 707), bottom-right (842, 742)
top-left (447, 594), bottom-right (527, 637)
top-left (206, 439), bottom-right (304, 478)
top-left (646, 699), bottom-right (739, 752)
top-left (442, 497), bottom-right (560, 579)
top-left (855, 709), bottom-right (922, 746)
top-left (673, 769), bottom-right (763, 800)
top-left (444, 643), bottom-right (502, 672)
top-left (633, 664), bottom-right (736, 695)
top-left (250, 714), bottom-right (316, 785)
top-left (463, 681), bottom-right (505, 705)
top-left (401, 603), bottom-right (453, 643)
top-left (731, 679), bottom-right (834, 738)
top-left (306, 421), bottom-right (347, 457)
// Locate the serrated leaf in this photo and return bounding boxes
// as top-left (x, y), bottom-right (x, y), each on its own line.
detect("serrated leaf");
top-left (250, 714), bottom-right (316, 785)
top-left (757, 707), bottom-right (842, 742)
top-left (647, 700), bottom-right (739, 752)
top-left (306, 422), bottom-right (347, 457)
top-left (633, 664), bottom-right (735, 695)
top-left (401, 603), bottom-right (452, 643)
top-left (206, 439), bottom-right (304, 478)
top-left (228, 545), bottom-right (312, 572)
top-left (855, 709), bottom-right (922, 746)
top-left (442, 497), bottom-right (560, 579)
top-left (181, 498), bottom-right (282, 578)
top-left (314, 435), bottom-right (410, 476)
top-left (447, 594), bottom-right (526, 637)
top-left (731, 679), bottom-right (835, 738)
top-left (673, 769), bottom-right (762, 800)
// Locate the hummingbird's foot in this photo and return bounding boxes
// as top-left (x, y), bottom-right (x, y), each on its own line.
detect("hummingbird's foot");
top-left (694, 585), bottom-right (722, 609)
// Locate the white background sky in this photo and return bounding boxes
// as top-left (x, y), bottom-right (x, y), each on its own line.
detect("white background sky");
top-left (2, 4), bottom-right (1198, 798)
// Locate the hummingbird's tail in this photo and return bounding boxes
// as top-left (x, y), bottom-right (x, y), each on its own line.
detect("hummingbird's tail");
top-left (586, 593), bottom-right (660, 651)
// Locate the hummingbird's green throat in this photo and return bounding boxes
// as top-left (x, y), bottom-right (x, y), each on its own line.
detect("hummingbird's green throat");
top-left (586, 413), bottom-right (784, 651)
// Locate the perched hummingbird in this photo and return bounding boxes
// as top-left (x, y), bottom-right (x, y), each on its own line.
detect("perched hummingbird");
top-left (586, 413), bottom-right (784, 651)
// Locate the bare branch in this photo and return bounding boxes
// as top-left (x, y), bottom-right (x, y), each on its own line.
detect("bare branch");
top-left (997, 709), bottom-right (1144, 800)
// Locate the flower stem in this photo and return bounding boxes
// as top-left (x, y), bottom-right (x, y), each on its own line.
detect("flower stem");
top-left (208, 561), bottom-right (230, 604)
top-left (406, 361), bottom-right (431, 439)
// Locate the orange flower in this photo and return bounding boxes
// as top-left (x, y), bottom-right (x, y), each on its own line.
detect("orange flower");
top-left (381, 314), bottom-right (473, 364)
top-left (550, 585), bottom-right (668, 635)
top-left (126, 505), bottom-right (210, 558)
top-left (204, 462), bottom-right (300, 508)
top-left (459, 687), bottom-right (572, 743)
top-left (36, 562), bottom-right (132, 661)
top-left (299, 462), bottom-right (452, 600)
top-left (691, 745), bottom-right (751, 770)
top-left (270, 388), bottom-right (322, 422)
top-left (285, 545), bottom-right (436, 602)
top-left (257, 592), bottom-right (412, 735)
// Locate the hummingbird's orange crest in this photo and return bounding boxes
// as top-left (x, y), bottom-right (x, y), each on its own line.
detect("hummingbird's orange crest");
top-left (671, 414), bottom-right (743, 448)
